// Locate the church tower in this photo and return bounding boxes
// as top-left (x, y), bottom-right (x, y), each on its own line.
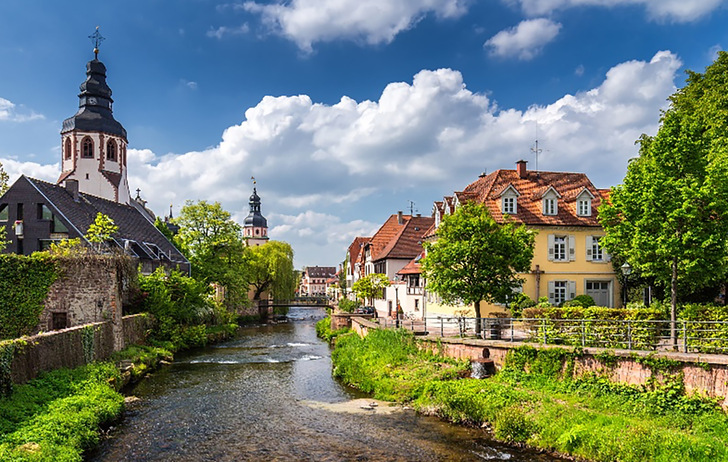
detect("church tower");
top-left (57, 28), bottom-right (131, 204)
top-left (243, 180), bottom-right (269, 247)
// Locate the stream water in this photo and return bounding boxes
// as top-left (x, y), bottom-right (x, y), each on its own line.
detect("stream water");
top-left (90, 307), bottom-right (566, 461)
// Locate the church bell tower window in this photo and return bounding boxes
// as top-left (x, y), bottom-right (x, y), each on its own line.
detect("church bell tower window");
top-left (65, 138), bottom-right (72, 160)
top-left (106, 139), bottom-right (117, 161)
top-left (82, 137), bottom-right (94, 158)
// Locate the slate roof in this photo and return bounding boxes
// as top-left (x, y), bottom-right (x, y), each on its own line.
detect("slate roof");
top-left (460, 168), bottom-right (604, 227)
top-left (26, 176), bottom-right (188, 265)
top-left (305, 266), bottom-right (337, 278)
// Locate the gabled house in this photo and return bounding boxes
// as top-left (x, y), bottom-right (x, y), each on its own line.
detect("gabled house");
top-left (427, 160), bottom-right (618, 316)
top-left (299, 266), bottom-right (337, 297)
top-left (345, 236), bottom-right (369, 297)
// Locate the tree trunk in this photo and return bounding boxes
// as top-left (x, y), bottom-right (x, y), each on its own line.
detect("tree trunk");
top-left (474, 300), bottom-right (482, 337)
top-left (671, 257), bottom-right (678, 351)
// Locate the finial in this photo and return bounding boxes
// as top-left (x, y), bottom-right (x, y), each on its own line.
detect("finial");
top-left (135, 188), bottom-right (141, 200)
top-left (251, 175), bottom-right (256, 186)
top-left (89, 26), bottom-right (105, 59)
top-left (169, 204), bottom-right (174, 219)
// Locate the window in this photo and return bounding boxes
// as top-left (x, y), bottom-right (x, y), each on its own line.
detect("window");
top-left (553, 236), bottom-right (566, 261)
top-left (0, 204), bottom-right (7, 221)
top-left (106, 139), bottom-right (117, 161)
top-left (543, 197), bottom-right (557, 215)
top-left (64, 138), bottom-right (72, 160)
top-left (51, 312), bottom-right (68, 330)
top-left (16, 203), bottom-right (23, 220)
top-left (82, 137), bottom-right (94, 158)
top-left (502, 196), bottom-right (516, 214)
top-left (553, 281), bottom-right (567, 305)
top-left (414, 299), bottom-right (420, 311)
top-left (38, 204), bottom-right (53, 220)
top-left (577, 198), bottom-right (591, 216)
top-left (591, 236), bottom-right (603, 261)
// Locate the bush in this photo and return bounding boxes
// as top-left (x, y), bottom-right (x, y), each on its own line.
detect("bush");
top-left (509, 293), bottom-right (536, 317)
top-left (337, 298), bottom-right (360, 313)
top-left (563, 295), bottom-right (595, 309)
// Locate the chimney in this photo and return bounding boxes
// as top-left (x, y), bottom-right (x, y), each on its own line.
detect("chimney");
top-left (397, 211), bottom-right (404, 225)
top-left (516, 160), bottom-right (528, 179)
top-left (65, 179), bottom-right (80, 202)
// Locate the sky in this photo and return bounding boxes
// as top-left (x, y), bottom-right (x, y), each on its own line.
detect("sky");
top-left (0, 0), bottom-right (727, 268)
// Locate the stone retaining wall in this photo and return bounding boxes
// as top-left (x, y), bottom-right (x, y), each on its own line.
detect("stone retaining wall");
top-left (8, 314), bottom-right (151, 385)
top-left (350, 317), bottom-right (728, 407)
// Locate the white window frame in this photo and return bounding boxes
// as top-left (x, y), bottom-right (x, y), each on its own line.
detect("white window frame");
top-left (549, 280), bottom-right (577, 306)
top-left (502, 196), bottom-right (516, 214)
top-left (543, 197), bottom-right (557, 215)
top-left (548, 234), bottom-right (576, 262)
top-left (553, 236), bottom-right (567, 261)
top-left (585, 235), bottom-right (610, 263)
top-left (577, 199), bottom-right (591, 216)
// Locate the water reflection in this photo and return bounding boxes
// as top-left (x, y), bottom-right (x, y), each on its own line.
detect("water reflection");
top-left (91, 307), bottom-right (565, 461)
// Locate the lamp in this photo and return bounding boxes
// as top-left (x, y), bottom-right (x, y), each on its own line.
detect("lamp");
top-left (620, 262), bottom-right (632, 307)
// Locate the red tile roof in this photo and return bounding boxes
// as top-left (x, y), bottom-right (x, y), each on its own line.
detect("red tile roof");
top-left (397, 251), bottom-right (424, 275)
top-left (366, 214), bottom-right (434, 263)
top-left (460, 168), bottom-right (604, 227)
top-left (348, 236), bottom-right (370, 270)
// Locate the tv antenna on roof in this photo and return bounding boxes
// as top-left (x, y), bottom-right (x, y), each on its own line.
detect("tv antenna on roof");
top-left (408, 200), bottom-right (417, 216)
top-left (531, 140), bottom-right (542, 173)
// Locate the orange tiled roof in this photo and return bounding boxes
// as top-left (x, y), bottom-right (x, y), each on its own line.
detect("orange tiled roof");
top-left (460, 168), bottom-right (604, 227)
top-left (397, 251), bottom-right (424, 275)
top-left (375, 216), bottom-right (434, 261)
top-left (348, 236), bottom-right (370, 270)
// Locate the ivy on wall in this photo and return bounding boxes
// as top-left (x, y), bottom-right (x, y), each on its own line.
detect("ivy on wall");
top-left (0, 254), bottom-right (59, 340)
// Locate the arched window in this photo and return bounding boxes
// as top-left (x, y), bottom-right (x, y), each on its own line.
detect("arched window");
top-left (64, 138), bottom-right (72, 160)
top-left (81, 137), bottom-right (94, 158)
top-left (106, 139), bottom-right (117, 161)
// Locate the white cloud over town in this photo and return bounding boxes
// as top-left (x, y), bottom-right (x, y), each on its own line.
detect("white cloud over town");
top-left (505, 0), bottom-right (725, 22)
top-left (0, 98), bottom-right (44, 123)
top-left (484, 18), bottom-right (562, 60)
top-left (1, 51), bottom-right (681, 265)
top-left (242, 0), bottom-right (469, 52)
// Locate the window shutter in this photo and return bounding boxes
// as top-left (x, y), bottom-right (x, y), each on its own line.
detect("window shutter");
top-left (568, 235), bottom-right (576, 261)
top-left (547, 234), bottom-right (555, 261)
top-left (585, 236), bottom-right (593, 261)
top-left (568, 281), bottom-right (576, 300)
top-left (548, 281), bottom-right (555, 305)
top-left (604, 250), bottom-right (611, 262)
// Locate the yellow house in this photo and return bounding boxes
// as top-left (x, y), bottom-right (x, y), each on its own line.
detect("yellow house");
top-left (425, 160), bottom-right (620, 317)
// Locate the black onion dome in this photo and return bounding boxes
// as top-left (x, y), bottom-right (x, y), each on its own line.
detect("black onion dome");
top-left (244, 187), bottom-right (268, 228)
top-left (61, 59), bottom-right (127, 139)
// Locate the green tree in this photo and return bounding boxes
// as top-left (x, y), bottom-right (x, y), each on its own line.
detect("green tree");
top-left (243, 241), bottom-right (296, 301)
top-left (422, 202), bottom-right (535, 332)
top-left (600, 52), bottom-right (728, 348)
top-left (352, 273), bottom-right (390, 306)
top-left (0, 161), bottom-right (9, 196)
top-left (175, 200), bottom-right (245, 283)
top-left (338, 259), bottom-right (348, 299)
top-left (86, 212), bottom-right (118, 251)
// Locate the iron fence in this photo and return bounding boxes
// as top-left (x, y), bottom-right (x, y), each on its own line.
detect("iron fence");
top-left (375, 316), bottom-right (728, 354)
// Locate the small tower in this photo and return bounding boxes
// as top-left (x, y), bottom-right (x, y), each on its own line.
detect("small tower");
top-left (57, 28), bottom-right (131, 204)
top-left (243, 178), bottom-right (269, 247)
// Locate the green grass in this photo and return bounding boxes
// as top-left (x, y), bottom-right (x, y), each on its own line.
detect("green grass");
top-left (330, 330), bottom-right (728, 462)
top-left (315, 317), bottom-right (350, 343)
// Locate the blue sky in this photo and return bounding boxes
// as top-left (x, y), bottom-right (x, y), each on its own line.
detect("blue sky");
top-left (1, 0), bottom-right (727, 267)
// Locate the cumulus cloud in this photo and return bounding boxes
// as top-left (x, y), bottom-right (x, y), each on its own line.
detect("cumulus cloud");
top-left (0, 97), bottom-right (44, 122)
top-left (1, 51), bottom-right (682, 265)
top-left (243, 0), bottom-right (469, 52)
top-left (485, 18), bottom-right (561, 60)
top-left (505, 0), bottom-right (725, 23)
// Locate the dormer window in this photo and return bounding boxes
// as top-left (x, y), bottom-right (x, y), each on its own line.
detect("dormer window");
top-left (500, 185), bottom-right (520, 215)
top-left (541, 187), bottom-right (561, 216)
top-left (576, 188), bottom-right (595, 217)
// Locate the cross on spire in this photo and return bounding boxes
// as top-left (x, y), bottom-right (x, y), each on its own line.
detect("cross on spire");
top-left (89, 26), bottom-right (105, 59)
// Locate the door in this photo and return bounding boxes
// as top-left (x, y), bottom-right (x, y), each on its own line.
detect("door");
top-left (586, 281), bottom-right (611, 307)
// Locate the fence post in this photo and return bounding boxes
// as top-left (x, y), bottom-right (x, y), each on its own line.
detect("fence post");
top-left (581, 320), bottom-right (586, 348)
top-left (682, 321), bottom-right (688, 353)
top-left (510, 319), bottom-right (514, 342)
top-left (627, 320), bottom-right (632, 350)
top-left (440, 318), bottom-right (444, 337)
top-left (542, 319), bottom-right (547, 345)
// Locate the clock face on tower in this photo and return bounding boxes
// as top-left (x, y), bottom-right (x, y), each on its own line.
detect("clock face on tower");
top-left (87, 97), bottom-right (97, 105)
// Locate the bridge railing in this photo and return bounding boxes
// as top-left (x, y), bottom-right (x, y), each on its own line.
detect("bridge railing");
top-left (376, 316), bottom-right (728, 354)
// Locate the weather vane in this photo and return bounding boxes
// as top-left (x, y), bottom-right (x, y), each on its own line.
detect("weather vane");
top-left (251, 176), bottom-right (256, 186)
top-left (89, 26), bottom-right (105, 59)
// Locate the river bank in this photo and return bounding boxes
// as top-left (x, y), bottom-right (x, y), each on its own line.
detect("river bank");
top-left (326, 322), bottom-right (728, 462)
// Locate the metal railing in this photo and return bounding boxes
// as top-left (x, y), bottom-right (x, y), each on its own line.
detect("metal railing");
top-left (375, 316), bottom-right (728, 354)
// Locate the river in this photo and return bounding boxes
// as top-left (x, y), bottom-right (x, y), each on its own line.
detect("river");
top-left (90, 307), bottom-right (566, 461)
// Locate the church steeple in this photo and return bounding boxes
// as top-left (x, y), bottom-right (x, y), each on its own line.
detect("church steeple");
top-left (243, 178), bottom-right (269, 246)
top-left (58, 28), bottom-right (131, 204)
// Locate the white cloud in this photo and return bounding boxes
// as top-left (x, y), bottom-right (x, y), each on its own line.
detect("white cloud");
top-left (505, 0), bottom-right (725, 23)
top-left (485, 18), bottom-right (561, 60)
top-left (0, 97), bottom-right (44, 122)
top-left (206, 24), bottom-right (250, 39)
top-left (243, 0), bottom-right (469, 52)
top-left (2, 51), bottom-right (682, 266)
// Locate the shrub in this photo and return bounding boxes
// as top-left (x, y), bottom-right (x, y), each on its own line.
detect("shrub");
top-left (337, 298), bottom-right (360, 313)
top-left (509, 293), bottom-right (536, 318)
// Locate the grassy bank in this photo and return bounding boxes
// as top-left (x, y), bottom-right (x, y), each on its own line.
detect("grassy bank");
top-left (330, 329), bottom-right (728, 462)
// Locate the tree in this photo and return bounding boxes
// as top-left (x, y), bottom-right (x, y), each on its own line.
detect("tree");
top-left (422, 202), bottom-right (535, 332)
top-left (175, 200), bottom-right (244, 284)
top-left (600, 52), bottom-right (728, 348)
top-left (0, 161), bottom-right (9, 196)
top-left (352, 273), bottom-right (390, 306)
top-left (338, 259), bottom-right (348, 299)
top-left (243, 241), bottom-right (296, 301)
top-left (86, 212), bottom-right (118, 251)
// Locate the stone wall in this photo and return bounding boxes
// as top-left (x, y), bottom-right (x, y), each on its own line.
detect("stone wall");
top-left (122, 313), bottom-right (153, 347)
top-left (349, 317), bottom-right (728, 407)
top-left (9, 314), bottom-right (150, 386)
